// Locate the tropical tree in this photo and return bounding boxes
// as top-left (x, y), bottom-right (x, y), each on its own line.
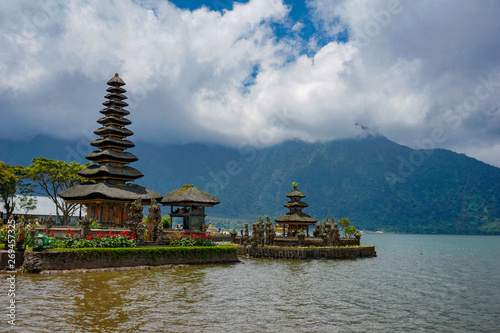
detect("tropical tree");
top-left (0, 162), bottom-right (18, 221)
top-left (338, 218), bottom-right (351, 237)
top-left (21, 157), bottom-right (89, 225)
top-left (344, 226), bottom-right (357, 238)
top-left (19, 193), bottom-right (38, 215)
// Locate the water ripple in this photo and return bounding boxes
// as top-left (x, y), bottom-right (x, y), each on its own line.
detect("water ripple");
top-left (3, 234), bottom-right (500, 332)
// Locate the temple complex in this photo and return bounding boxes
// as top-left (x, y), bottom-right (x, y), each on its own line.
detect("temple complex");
top-left (161, 184), bottom-right (220, 231)
top-left (275, 183), bottom-right (317, 237)
top-left (58, 74), bottom-right (160, 226)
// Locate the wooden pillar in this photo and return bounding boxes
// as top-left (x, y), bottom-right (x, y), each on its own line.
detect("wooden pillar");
top-left (97, 203), bottom-right (102, 222)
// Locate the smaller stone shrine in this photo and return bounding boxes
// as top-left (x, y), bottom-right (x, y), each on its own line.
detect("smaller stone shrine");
top-left (275, 182), bottom-right (317, 237)
top-left (161, 184), bottom-right (220, 231)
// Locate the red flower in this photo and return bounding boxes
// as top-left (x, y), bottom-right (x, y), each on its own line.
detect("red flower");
top-left (214, 238), bottom-right (217, 242)
top-left (182, 233), bottom-right (188, 237)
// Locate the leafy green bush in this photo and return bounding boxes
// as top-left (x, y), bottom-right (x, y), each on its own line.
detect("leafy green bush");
top-left (44, 229), bottom-right (137, 249)
top-left (161, 215), bottom-right (171, 229)
top-left (170, 232), bottom-right (217, 247)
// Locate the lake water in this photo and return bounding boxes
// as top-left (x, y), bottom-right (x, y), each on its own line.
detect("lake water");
top-left (3, 234), bottom-right (500, 332)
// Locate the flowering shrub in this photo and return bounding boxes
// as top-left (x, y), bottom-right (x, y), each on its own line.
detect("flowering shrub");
top-left (0, 226), bottom-right (12, 241)
top-left (44, 229), bottom-right (137, 249)
top-left (170, 232), bottom-right (217, 247)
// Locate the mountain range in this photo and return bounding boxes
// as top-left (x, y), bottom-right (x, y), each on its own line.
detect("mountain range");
top-left (1, 135), bottom-right (499, 235)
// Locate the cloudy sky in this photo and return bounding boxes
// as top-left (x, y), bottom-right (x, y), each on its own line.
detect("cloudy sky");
top-left (1, 0), bottom-right (499, 167)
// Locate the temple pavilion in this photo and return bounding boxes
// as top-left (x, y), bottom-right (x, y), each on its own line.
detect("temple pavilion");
top-left (161, 184), bottom-right (220, 231)
top-left (58, 74), bottom-right (160, 226)
top-left (275, 183), bottom-right (317, 237)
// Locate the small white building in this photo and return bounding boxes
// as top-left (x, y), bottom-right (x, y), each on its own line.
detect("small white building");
top-left (9, 196), bottom-right (82, 224)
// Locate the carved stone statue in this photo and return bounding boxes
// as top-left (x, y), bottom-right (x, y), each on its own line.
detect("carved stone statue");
top-left (157, 218), bottom-right (164, 245)
top-left (47, 216), bottom-right (56, 228)
top-left (251, 223), bottom-right (258, 247)
top-left (297, 229), bottom-right (305, 246)
top-left (323, 217), bottom-right (332, 246)
top-left (136, 222), bottom-right (146, 245)
top-left (243, 223), bottom-right (250, 246)
top-left (313, 219), bottom-right (323, 238)
top-left (126, 199), bottom-right (143, 238)
top-left (229, 229), bottom-right (237, 243)
top-left (252, 217), bottom-right (265, 246)
top-left (147, 198), bottom-right (162, 242)
top-left (80, 217), bottom-right (91, 238)
top-left (265, 216), bottom-right (276, 245)
top-left (354, 231), bottom-right (361, 245)
top-left (332, 218), bottom-right (341, 246)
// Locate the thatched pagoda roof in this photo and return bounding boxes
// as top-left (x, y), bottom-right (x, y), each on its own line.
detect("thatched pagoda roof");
top-left (284, 201), bottom-right (309, 208)
top-left (94, 125), bottom-right (133, 137)
top-left (287, 189), bottom-right (305, 198)
top-left (97, 116), bottom-right (131, 127)
top-left (99, 107), bottom-right (130, 117)
top-left (90, 137), bottom-right (135, 149)
top-left (104, 93), bottom-right (128, 100)
top-left (86, 149), bottom-right (138, 164)
top-left (58, 182), bottom-right (161, 202)
top-left (161, 184), bottom-right (220, 207)
top-left (275, 213), bottom-right (317, 225)
top-left (102, 99), bottom-right (129, 108)
top-left (78, 164), bottom-right (143, 181)
top-left (107, 73), bottom-right (126, 86)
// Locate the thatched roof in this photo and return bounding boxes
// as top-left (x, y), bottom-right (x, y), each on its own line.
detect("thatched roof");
top-left (284, 201), bottom-right (309, 208)
top-left (287, 189), bottom-right (305, 198)
top-left (58, 182), bottom-right (161, 202)
top-left (94, 125), bottom-right (133, 137)
top-left (91, 137), bottom-right (135, 149)
top-left (78, 164), bottom-right (143, 180)
top-left (100, 107), bottom-right (130, 117)
top-left (102, 99), bottom-right (129, 108)
top-left (107, 73), bottom-right (126, 86)
top-left (86, 149), bottom-right (138, 163)
top-left (97, 116), bottom-right (131, 127)
top-left (106, 86), bottom-right (126, 94)
top-left (285, 183), bottom-right (306, 198)
top-left (104, 93), bottom-right (128, 100)
top-left (275, 213), bottom-right (317, 224)
top-left (161, 184), bottom-right (220, 207)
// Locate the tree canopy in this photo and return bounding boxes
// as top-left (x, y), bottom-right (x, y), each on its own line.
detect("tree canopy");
top-left (0, 161), bottom-right (19, 220)
top-left (22, 157), bottom-right (90, 225)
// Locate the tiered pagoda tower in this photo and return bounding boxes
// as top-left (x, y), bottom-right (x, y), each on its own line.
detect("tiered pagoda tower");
top-left (275, 183), bottom-right (317, 237)
top-left (81, 74), bottom-right (142, 184)
top-left (59, 74), bottom-right (160, 226)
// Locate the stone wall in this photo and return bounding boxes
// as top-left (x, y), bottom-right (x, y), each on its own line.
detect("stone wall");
top-left (22, 246), bottom-right (239, 273)
top-left (237, 245), bottom-right (376, 260)
top-left (235, 236), bottom-right (360, 247)
top-left (0, 250), bottom-right (24, 269)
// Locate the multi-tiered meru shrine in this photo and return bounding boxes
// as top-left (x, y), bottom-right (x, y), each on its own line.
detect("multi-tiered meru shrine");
top-left (59, 74), bottom-right (160, 226)
top-left (275, 183), bottom-right (317, 236)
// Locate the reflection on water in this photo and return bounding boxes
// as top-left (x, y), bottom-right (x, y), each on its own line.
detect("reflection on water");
top-left (3, 234), bottom-right (500, 332)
